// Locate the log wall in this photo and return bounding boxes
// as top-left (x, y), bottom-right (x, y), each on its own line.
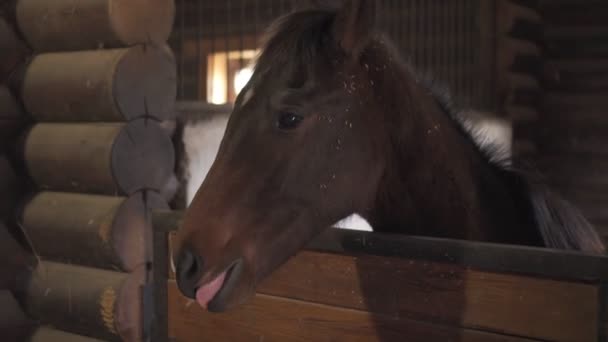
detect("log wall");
top-left (513, 0), bottom-right (608, 241)
top-left (2, 0), bottom-right (177, 340)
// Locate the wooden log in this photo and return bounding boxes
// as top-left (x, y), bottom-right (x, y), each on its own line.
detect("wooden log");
top-left (0, 222), bottom-right (36, 291)
top-left (0, 290), bottom-right (35, 341)
top-left (497, 0), bottom-right (541, 38)
top-left (0, 156), bottom-right (22, 222)
top-left (16, 0), bottom-right (174, 52)
top-left (22, 46), bottom-right (176, 122)
top-left (21, 191), bottom-right (168, 272)
top-left (24, 262), bottom-right (144, 342)
top-left (0, 86), bottom-right (28, 150)
top-left (0, 17), bottom-right (29, 81)
top-left (23, 119), bottom-right (174, 195)
top-left (0, 85), bottom-right (22, 120)
top-left (28, 327), bottom-right (108, 342)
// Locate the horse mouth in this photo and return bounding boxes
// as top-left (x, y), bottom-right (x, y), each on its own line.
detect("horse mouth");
top-left (195, 259), bottom-right (244, 312)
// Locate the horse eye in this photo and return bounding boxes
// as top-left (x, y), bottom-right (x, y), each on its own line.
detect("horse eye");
top-left (277, 112), bottom-right (303, 130)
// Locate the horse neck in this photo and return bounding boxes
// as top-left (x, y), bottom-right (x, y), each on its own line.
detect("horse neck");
top-left (362, 52), bottom-right (539, 244)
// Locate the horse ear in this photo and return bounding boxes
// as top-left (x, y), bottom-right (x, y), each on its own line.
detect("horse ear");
top-left (331, 0), bottom-right (377, 55)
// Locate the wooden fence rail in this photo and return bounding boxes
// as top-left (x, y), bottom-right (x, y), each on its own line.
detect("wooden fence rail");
top-left (152, 211), bottom-right (608, 342)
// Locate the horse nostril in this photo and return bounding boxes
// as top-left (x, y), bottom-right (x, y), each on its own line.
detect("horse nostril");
top-left (175, 246), bottom-right (205, 299)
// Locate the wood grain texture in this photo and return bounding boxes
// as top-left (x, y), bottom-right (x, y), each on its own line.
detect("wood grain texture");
top-left (22, 46), bottom-right (176, 122)
top-left (168, 281), bottom-right (536, 342)
top-left (21, 191), bottom-right (168, 271)
top-left (23, 120), bottom-right (174, 195)
top-left (24, 261), bottom-right (144, 342)
top-left (167, 248), bottom-right (597, 341)
top-left (16, 0), bottom-right (174, 52)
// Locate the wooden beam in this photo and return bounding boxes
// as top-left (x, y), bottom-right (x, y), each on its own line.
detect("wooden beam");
top-left (16, 0), bottom-right (174, 52)
top-left (23, 120), bottom-right (175, 195)
top-left (24, 262), bottom-right (144, 342)
top-left (22, 46), bottom-right (176, 122)
top-left (21, 191), bottom-right (168, 272)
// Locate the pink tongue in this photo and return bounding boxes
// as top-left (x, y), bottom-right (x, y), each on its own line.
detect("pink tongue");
top-left (195, 271), bottom-right (227, 309)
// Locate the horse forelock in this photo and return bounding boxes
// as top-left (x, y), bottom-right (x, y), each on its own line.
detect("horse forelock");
top-left (255, 9), bottom-right (335, 82)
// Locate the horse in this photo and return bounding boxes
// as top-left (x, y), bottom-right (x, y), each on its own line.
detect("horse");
top-left (172, 0), bottom-right (606, 313)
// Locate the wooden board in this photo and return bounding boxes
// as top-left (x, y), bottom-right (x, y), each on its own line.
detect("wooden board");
top-left (168, 282), bottom-right (535, 342)
top-left (167, 249), bottom-right (598, 342)
top-left (23, 120), bottom-right (174, 195)
top-left (24, 261), bottom-right (144, 342)
top-left (22, 46), bottom-right (176, 122)
top-left (16, 0), bottom-right (174, 52)
top-left (21, 191), bottom-right (168, 271)
top-left (155, 212), bottom-right (608, 342)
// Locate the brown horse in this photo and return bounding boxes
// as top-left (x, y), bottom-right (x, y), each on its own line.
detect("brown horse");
top-left (173, 0), bottom-right (605, 312)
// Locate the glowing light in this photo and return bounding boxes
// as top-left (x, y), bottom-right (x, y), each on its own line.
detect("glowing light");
top-left (234, 67), bottom-right (254, 95)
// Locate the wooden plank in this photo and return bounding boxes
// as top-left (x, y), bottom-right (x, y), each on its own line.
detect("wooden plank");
top-left (24, 261), bottom-right (144, 342)
top-left (22, 46), bottom-right (176, 122)
top-left (23, 120), bottom-right (174, 195)
top-left (167, 248), bottom-right (598, 341)
top-left (28, 327), bottom-right (107, 342)
top-left (168, 281), bottom-right (535, 342)
top-left (16, 0), bottom-right (174, 52)
top-left (21, 191), bottom-right (168, 271)
top-left (154, 212), bottom-right (608, 341)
